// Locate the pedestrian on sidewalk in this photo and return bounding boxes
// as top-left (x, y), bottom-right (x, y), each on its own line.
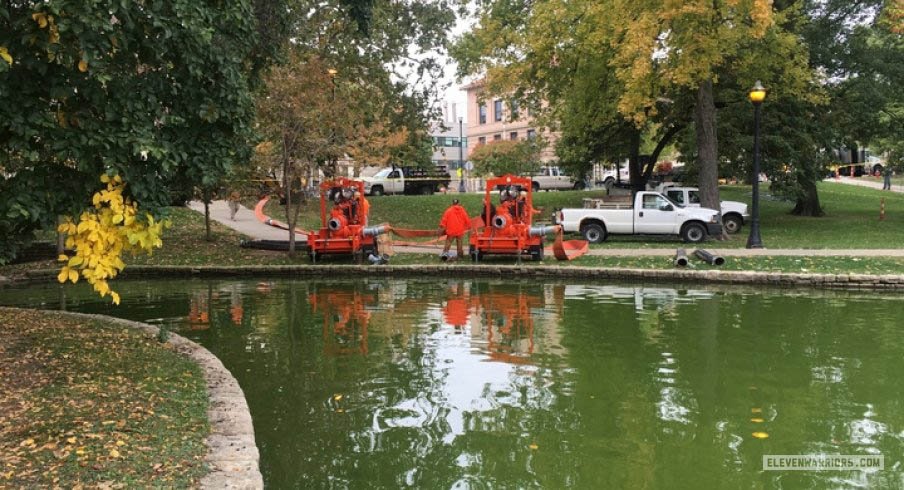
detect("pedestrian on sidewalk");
top-left (439, 198), bottom-right (470, 261)
top-left (883, 166), bottom-right (894, 190)
top-left (227, 189), bottom-right (241, 220)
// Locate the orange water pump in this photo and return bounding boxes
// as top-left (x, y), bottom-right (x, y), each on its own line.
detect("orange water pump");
top-left (307, 177), bottom-right (388, 261)
top-left (469, 175), bottom-right (558, 262)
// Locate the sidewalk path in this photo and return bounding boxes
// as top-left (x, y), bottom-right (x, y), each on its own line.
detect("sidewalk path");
top-left (825, 176), bottom-right (904, 193)
top-left (188, 200), bottom-right (304, 242)
top-left (190, 200), bottom-right (904, 257)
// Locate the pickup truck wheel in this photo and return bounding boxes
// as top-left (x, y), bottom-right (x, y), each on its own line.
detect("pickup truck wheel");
top-left (420, 185), bottom-right (434, 195)
top-left (681, 222), bottom-right (707, 243)
top-left (580, 222), bottom-right (607, 243)
top-left (370, 186), bottom-right (383, 196)
top-left (532, 182), bottom-right (540, 192)
top-left (723, 214), bottom-right (743, 234)
top-left (573, 181), bottom-right (586, 190)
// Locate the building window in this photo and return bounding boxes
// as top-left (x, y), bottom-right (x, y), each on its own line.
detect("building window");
top-left (510, 100), bottom-right (519, 120)
top-left (526, 129), bottom-right (536, 140)
top-left (494, 99), bottom-right (503, 122)
top-left (479, 104), bottom-right (487, 124)
top-left (509, 131), bottom-right (518, 141)
top-left (478, 136), bottom-right (486, 145)
top-left (494, 134), bottom-right (502, 141)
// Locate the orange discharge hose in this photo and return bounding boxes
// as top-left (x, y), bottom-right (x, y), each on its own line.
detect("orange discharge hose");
top-left (254, 197), bottom-right (312, 235)
top-left (550, 227), bottom-right (589, 261)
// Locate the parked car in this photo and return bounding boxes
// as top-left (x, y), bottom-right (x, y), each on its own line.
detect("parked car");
top-left (555, 191), bottom-right (722, 243)
top-left (657, 184), bottom-right (749, 234)
top-left (362, 166), bottom-right (451, 196)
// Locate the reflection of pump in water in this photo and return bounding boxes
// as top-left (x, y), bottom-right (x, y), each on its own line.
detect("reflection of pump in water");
top-left (474, 287), bottom-right (546, 364)
top-left (187, 293), bottom-right (210, 331)
top-left (309, 287), bottom-right (376, 356)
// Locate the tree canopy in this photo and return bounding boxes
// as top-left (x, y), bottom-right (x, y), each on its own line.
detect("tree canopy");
top-left (0, 0), bottom-right (267, 264)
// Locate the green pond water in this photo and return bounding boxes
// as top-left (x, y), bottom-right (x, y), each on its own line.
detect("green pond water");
top-left (2, 279), bottom-right (903, 489)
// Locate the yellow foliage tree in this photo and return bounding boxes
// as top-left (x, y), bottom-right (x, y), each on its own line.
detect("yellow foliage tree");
top-left (57, 174), bottom-right (168, 304)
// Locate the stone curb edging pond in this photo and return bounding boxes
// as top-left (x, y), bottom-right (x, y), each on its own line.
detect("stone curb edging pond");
top-left (3, 309), bottom-right (263, 490)
top-left (9, 265), bottom-right (904, 290)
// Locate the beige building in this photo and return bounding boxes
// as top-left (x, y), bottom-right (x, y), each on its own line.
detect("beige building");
top-left (462, 80), bottom-right (559, 163)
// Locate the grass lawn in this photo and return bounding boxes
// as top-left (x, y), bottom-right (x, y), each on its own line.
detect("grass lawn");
top-left (0, 207), bottom-right (312, 275)
top-left (2, 181), bottom-right (902, 277)
top-left (0, 308), bottom-right (208, 488)
top-left (254, 182), bottom-right (904, 249)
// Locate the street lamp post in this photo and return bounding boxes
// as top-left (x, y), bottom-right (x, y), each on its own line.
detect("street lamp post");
top-left (746, 80), bottom-right (766, 249)
top-left (328, 68), bottom-right (338, 176)
top-left (458, 117), bottom-right (465, 193)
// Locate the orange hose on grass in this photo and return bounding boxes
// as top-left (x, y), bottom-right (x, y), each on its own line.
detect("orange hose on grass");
top-left (254, 196), bottom-right (311, 235)
top-left (550, 228), bottom-right (589, 261)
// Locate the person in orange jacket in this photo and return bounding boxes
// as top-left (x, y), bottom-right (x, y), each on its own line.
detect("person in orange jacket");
top-left (439, 198), bottom-right (470, 260)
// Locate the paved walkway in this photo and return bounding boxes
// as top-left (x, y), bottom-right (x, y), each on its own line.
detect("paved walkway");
top-left (825, 176), bottom-right (904, 193)
top-left (188, 200), bottom-right (303, 242)
top-left (191, 200), bottom-right (904, 257)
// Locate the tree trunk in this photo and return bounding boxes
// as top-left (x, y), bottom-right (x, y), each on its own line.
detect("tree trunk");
top-left (286, 170), bottom-right (296, 255)
top-left (282, 136), bottom-right (296, 256)
top-left (791, 176), bottom-right (824, 217)
top-left (204, 200), bottom-right (212, 242)
top-left (695, 79), bottom-right (720, 212)
top-left (56, 215), bottom-right (66, 255)
top-left (628, 129), bottom-right (644, 194)
top-left (849, 144), bottom-right (859, 164)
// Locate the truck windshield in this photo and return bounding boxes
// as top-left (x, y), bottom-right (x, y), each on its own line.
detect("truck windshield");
top-left (373, 169), bottom-right (391, 179)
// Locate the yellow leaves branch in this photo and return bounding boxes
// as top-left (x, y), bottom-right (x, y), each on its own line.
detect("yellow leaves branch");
top-left (57, 174), bottom-right (170, 304)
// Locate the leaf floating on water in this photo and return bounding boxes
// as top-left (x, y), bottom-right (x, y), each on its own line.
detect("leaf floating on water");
top-left (752, 432), bottom-right (769, 439)
top-left (333, 394), bottom-right (343, 401)
top-left (751, 408), bottom-right (762, 414)
top-left (750, 418), bottom-right (765, 423)
top-left (529, 443), bottom-right (539, 450)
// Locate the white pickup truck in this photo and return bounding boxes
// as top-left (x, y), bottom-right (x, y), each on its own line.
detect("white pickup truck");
top-left (531, 166), bottom-right (585, 191)
top-left (657, 185), bottom-right (749, 234)
top-left (555, 191), bottom-right (722, 243)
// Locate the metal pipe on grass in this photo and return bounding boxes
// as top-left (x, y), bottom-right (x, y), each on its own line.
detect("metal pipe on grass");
top-left (694, 249), bottom-right (725, 266)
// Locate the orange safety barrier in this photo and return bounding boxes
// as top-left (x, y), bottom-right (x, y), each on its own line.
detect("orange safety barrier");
top-left (254, 196), bottom-right (311, 235)
top-left (550, 228), bottom-right (589, 261)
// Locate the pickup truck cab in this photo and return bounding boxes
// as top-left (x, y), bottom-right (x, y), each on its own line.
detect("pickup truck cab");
top-left (362, 166), bottom-right (451, 196)
top-left (555, 191), bottom-right (722, 243)
top-left (598, 167), bottom-right (630, 185)
top-left (657, 184), bottom-right (749, 234)
top-left (531, 166), bottom-right (585, 191)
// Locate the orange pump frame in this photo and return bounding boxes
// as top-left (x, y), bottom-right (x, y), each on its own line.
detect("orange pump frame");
top-left (306, 177), bottom-right (377, 259)
top-left (469, 174), bottom-right (544, 260)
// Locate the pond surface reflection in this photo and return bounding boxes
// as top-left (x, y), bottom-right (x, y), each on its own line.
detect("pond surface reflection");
top-left (2, 279), bottom-right (902, 489)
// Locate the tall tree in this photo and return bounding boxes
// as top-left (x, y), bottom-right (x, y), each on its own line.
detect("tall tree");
top-left (0, 1), bottom-right (267, 267)
top-left (453, 0), bottom-right (691, 191)
top-left (601, 0), bottom-right (813, 211)
top-left (255, 53), bottom-right (359, 254)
